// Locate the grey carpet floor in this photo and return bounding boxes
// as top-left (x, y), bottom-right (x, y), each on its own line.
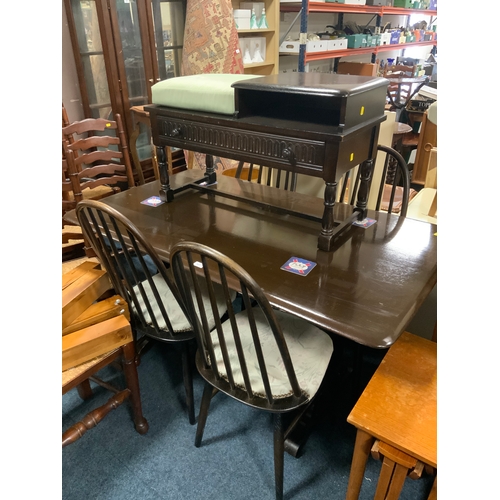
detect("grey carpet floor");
top-left (62, 340), bottom-right (434, 500)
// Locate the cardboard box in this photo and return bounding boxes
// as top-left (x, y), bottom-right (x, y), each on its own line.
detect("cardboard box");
top-left (325, 0), bottom-right (366, 4)
top-left (241, 36), bottom-right (266, 63)
top-left (346, 34), bottom-right (368, 48)
top-left (390, 31), bottom-right (401, 44)
top-left (280, 40), bottom-right (300, 54)
top-left (380, 32), bottom-right (392, 45)
top-left (337, 61), bottom-right (379, 77)
top-left (327, 38), bottom-right (348, 50)
top-left (307, 40), bottom-right (327, 53)
top-left (240, 2), bottom-right (265, 26)
top-left (233, 9), bottom-right (251, 30)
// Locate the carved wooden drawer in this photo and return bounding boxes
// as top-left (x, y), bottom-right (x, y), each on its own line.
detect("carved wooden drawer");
top-left (155, 115), bottom-right (326, 176)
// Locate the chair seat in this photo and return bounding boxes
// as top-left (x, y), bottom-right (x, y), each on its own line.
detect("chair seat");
top-left (66, 185), bottom-right (116, 202)
top-left (210, 308), bottom-right (333, 399)
top-left (133, 273), bottom-right (235, 333)
top-left (63, 349), bottom-right (118, 389)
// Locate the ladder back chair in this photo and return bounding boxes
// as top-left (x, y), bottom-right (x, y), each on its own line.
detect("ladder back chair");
top-left (62, 113), bottom-right (136, 257)
top-left (76, 200), bottom-right (234, 424)
top-left (62, 114), bottom-right (135, 196)
top-left (170, 241), bottom-right (333, 500)
top-left (338, 145), bottom-right (414, 217)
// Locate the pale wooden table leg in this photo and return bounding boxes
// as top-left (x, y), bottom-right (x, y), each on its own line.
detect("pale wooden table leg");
top-left (346, 429), bottom-right (375, 500)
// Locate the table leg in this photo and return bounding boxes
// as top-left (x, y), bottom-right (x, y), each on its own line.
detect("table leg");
top-left (346, 429), bottom-right (375, 500)
top-left (354, 158), bottom-right (374, 220)
top-left (129, 119), bottom-right (146, 186)
top-left (205, 154), bottom-right (217, 184)
top-left (157, 145), bottom-right (174, 202)
top-left (318, 181), bottom-right (336, 252)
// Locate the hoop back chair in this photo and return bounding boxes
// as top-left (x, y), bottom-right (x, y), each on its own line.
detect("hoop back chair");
top-left (170, 241), bottom-right (333, 500)
top-left (338, 145), bottom-right (413, 217)
top-left (76, 200), bottom-right (234, 424)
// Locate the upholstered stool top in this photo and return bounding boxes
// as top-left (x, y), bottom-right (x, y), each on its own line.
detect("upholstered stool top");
top-left (151, 74), bottom-right (263, 115)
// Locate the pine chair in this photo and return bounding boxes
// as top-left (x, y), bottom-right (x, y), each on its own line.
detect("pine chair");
top-left (76, 200), bottom-right (234, 424)
top-left (170, 241), bottom-right (334, 500)
top-left (62, 261), bottom-right (148, 447)
top-left (338, 145), bottom-right (416, 217)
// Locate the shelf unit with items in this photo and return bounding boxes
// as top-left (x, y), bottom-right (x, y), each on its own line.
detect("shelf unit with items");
top-left (279, 2), bottom-right (436, 72)
top-left (232, 0), bottom-right (280, 74)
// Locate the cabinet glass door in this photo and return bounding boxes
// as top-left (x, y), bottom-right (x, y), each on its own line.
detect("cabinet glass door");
top-left (68, 0), bottom-right (114, 121)
top-left (65, 0), bottom-right (186, 174)
top-left (151, 0), bottom-right (186, 81)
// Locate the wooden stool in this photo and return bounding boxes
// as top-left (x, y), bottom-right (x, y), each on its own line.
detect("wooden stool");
top-left (62, 261), bottom-right (148, 446)
top-left (345, 331), bottom-right (436, 499)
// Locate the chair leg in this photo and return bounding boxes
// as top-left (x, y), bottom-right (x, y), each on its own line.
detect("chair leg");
top-left (385, 462), bottom-right (409, 500)
top-left (273, 413), bottom-right (285, 500)
top-left (76, 379), bottom-right (93, 400)
top-left (181, 342), bottom-right (195, 425)
top-left (195, 382), bottom-right (214, 447)
top-left (121, 342), bottom-right (149, 435)
top-left (374, 456), bottom-right (396, 500)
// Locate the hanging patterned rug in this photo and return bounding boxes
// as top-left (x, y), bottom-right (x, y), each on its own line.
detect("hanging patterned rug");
top-left (182, 0), bottom-right (244, 75)
top-left (182, 0), bottom-right (245, 172)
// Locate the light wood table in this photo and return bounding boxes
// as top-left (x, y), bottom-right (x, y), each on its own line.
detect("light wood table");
top-left (346, 331), bottom-right (437, 499)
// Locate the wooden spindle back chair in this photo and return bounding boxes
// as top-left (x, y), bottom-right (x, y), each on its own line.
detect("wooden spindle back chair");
top-left (76, 200), bottom-right (234, 424)
top-left (170, 241), bottom-right (333, 500)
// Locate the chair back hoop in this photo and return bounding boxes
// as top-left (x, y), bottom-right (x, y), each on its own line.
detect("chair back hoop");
top-left (339, 145), bottom-right (410, 217)
top-left (235, 161), bottom-right (298, 192)
top-left (76, 200), bottom-right (192, 341)
top-left (376, 144), bottom-right (410, 217)
top-left (170, 241), bottom-right (304, 406)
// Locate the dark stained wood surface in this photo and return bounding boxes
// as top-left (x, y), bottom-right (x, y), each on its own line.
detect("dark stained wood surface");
top-left (65, 170), bottom-right (437, 348)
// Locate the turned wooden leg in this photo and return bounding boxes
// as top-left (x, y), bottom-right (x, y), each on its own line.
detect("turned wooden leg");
top-left (157, 145), bottom-right (173, 202)
top-left (346, 429), bottom-right (375, 500)
top-left (205, 154), bottom-right (217, 184)
top-left (318, 181), bottom-right (336, 252)
top-left (76, 379), bottom-right (93, 400)
top-left (62, 389), bottom-right (130, 447)
top-left (355, 158), bottom-right (374, 220)
top-left (121, 341), bottom-right (149, 435)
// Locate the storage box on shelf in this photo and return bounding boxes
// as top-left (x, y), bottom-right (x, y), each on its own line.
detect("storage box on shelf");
top-left (240, 36), bottom-right (267, 63)
top-left (234, 9), bottom-right (251, 29)
top-left (233, 0), bottom-right (279, 75)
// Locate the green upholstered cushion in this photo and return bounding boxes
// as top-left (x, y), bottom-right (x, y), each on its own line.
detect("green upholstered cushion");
top-left (151, 74), bottom-right (263, 115)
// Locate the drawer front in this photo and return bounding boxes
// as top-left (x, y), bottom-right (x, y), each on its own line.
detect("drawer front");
top-left (156, 116), bottom-right (326, 175)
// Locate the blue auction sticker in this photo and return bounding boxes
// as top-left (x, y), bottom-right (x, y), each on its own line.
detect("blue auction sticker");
top-left (141, 196), bottom-right (164, 207)
top-left (280, 257), bottom-right (317, 276)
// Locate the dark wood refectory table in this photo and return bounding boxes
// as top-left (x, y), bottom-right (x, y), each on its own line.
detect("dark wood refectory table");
top-left (65, 170), bottom-right (437, 350)
top-left (145, 73), bottom-right (389, 252)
